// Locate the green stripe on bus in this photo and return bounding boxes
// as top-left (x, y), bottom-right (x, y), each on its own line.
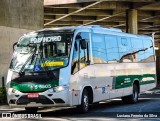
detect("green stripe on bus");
top-left (115, 74), bottom-right (156, 89)
top-left (11, 80), bottom-right (59, 93)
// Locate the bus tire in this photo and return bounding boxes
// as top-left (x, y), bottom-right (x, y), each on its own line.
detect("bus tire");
top-left (122, 84), bottom-right (139, 104)
top-left (77, 89), bottom-right (89, 113)
top-left (25, 107), bottom-right (38, 113)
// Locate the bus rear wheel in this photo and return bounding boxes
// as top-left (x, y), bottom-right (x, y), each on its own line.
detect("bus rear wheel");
top-left (77, 89), bottom-right (89, 113)
top-left (25, 107), bottom-right (38, 113)
top-left (122, 84), bottom-right (139, 104)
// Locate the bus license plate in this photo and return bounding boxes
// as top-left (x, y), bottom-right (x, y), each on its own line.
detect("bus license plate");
top-left (27, 93), bottom-right (39, 98)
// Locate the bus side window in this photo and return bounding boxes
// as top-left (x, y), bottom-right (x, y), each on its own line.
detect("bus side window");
top-left (131, 38), bottom-right (145, 62)
top-left (79, 40), bottom-right (87, 70)
top-left (79, 32), bottom-right (89, 69)
top-left (71, 41), bottom-right (79, 74)
top-left (105, 35), bottom-right (120, 63)
top-left (92, 33), bottom-right (107, 63)
top-left (118, 37), bottom-right (133, 63)
top-left (143, 39), bottom-right (154, 62)
top-left (71, 32), bottom-right (90, 74)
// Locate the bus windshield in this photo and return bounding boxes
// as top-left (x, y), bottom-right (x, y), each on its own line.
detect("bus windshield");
top-left (10, 32), bottom-right (73, 72)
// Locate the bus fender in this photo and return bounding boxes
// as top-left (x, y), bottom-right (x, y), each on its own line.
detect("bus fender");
top-left (78, 84), bottom-right (94, 105)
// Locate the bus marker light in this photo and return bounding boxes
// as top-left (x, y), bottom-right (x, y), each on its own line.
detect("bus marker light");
top-left (12, 89), bottom-right (16, 93)
top-left (75, 94), bottom-right (78, 96)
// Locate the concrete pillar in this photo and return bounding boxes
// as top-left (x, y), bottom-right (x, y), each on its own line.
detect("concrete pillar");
top-left (0, 0), bottom-right (44, 86)
top-left (126, 9), bottom-right (138, 34)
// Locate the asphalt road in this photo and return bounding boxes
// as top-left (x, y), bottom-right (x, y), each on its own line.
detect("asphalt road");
top-left (0, 93), bottom-right (160, 121)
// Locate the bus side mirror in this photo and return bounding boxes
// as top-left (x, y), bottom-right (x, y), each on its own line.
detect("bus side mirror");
top-left (13, 42), bottom-right (18, 51)
top-left (80, 39), bottom-right (87, 49)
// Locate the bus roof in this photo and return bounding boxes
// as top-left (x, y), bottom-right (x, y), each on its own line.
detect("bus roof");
top-left (27, 25), bottom-right (152, 40)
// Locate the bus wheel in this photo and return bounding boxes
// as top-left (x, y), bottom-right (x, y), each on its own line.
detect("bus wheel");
top-left (122, 84), bottom-right (139, 104)
top-left (25, 107), bottom-right (38, 113)
top-left (77, 89), bottom-right (89, 113)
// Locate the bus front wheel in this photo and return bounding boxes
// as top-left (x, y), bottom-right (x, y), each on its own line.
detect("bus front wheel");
top-left (122, 84), bottom-right (139, 104)
top-left (77, 89), bottom-right (89, 113)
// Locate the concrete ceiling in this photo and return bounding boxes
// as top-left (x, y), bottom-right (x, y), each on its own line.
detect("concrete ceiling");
top-left (44, 0), bottom-right (160, 42)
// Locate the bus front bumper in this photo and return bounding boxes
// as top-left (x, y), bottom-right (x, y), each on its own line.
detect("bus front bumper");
top-left (7, 88), bottom-right (71, 107)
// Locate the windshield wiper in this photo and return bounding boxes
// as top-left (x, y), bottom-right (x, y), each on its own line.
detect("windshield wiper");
top-left (18, 45), bottom-right (37, 76)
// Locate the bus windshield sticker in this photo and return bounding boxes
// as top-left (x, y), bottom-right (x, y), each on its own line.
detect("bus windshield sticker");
top-left (30, 36), bottom-right (61, 43)
top-left (41, 62), bottom-right (64, 67)
top-left (34, 65), bottom-right (41, 72)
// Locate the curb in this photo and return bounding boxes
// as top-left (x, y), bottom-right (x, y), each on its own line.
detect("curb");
top-left (144, 89), bottom-right (160, 94)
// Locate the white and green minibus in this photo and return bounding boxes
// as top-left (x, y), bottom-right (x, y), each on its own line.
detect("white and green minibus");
top-left (6, 25), bottom-right (156, 112)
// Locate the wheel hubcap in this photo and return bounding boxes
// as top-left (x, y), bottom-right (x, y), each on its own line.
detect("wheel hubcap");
top-left (133, 90), bottom-right (138, 101)
top-left (84, 95), bottom-right (88, 110)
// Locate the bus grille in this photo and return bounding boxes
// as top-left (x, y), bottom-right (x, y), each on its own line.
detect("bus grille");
top-left (16, 95), bottom-right (54, 105)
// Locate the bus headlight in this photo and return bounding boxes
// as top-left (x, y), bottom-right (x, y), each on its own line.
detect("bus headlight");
top-left (8, 88), bottom-right (17, 94)
top-left (53, 85), bottom-right (68, 92)
top-left (12, 89), bottom-right (16, 93)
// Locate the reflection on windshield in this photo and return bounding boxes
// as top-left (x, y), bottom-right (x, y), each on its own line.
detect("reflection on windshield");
top-left (10, 32), bottom-right (73, 72)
